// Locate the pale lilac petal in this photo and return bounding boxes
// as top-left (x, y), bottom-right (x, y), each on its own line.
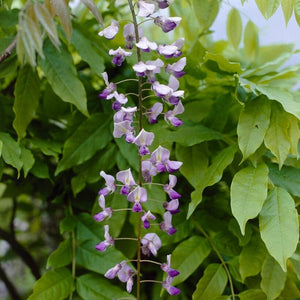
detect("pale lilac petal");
top-left (126, 277), bottom-right (134, 293)
top-left (105, 263), bottom-right (122, 279)
top-left (95, 241), bottom-right (107, 252)
top-left (134, 129), bottom-right (155, 147)
top-left (166, 160), bottom-right (182, 172)
top-left (138, 0), bottom-right (155, 17)
top-left (98, 21), bottom-right (119, 39)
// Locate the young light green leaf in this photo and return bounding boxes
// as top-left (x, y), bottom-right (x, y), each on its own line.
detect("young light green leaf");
top-left (294, 0), bottom-right (300, 27)
top-left (175, 144), bottom-right (208, 188)
top-left (255, 0), bottom-right (268, 17)
top-left (0, 132), bottom-right (22, 173)
top-left (268, 163), bottom-right (300, 197)
top-left (237, 96), bottom-right (271, 161)
top-left (34, 2), bottom-right (60, 48)
top-left (264, 102), bottom-right (291, 168)
top-left (282, 0), bottom-right (293, 25)
top-left (38, 39), bottom-right (88, 117)
top-left (204, 53), bottom-right (242, 74)
top-left (0, 140), bottom-right (2, 157)
top-left (239, 234), bottom-right (267, 282)
top-left (227, 8), bottom-right (242, 49)
top-left (287, 113), bottom-right (300, 156)
top-left (193, 0), bottom-right (219, 31)
top-left (13, 64), bottom-right (40, 140)
top-left (171, 236), bottom-right (211, 285)
top-left (188, 144), bottom-right (237, 218)
top-left (27, 267), bottom-right (74, 300)
top-left (231, 163), bottom-right (269, 235)
top-left (260, 255), bottom-right (286, 300)
top-left (80, 0), bottom-right (103, 25)
top-left (56, 113), bottom-right (112, 174)
top-left (192, 264), bottom-right (227, 300)
top-left (77, 273), bottom-right (131, 300)
top-left (239, 289), bottom-right (267, 300)
top-left (20, 146), bottom-right (35, 178)
top-left (46, 238), bottom-right (72, 269)
top-left (259, 187), bottom-right (299, 271)
top-left (244, 21), bottom-right (258, 60)
top-left (255, 0), bottom-right (281, 19)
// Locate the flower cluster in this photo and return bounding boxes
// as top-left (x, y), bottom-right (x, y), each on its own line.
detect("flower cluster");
top-left (94, 0), bottom-right (185, 297)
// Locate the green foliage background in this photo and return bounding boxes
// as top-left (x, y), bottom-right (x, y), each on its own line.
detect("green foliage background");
top-left (0, 0), bottom-right (299, 299)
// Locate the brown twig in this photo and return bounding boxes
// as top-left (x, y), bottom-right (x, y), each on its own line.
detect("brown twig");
top-left (0, 37), bottom-right (17, 64)
top-left (0, 263), bottom-right (22, 300)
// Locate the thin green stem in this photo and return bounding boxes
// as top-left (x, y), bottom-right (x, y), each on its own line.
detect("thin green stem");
top-left (116, 78), bottom-right (139, 85)
top-left (192, 220), bottom-right (236, 300)
top-left (140, 280), bottom-right (162, 284)
top-left (114, 237), bottom-right (138, 241)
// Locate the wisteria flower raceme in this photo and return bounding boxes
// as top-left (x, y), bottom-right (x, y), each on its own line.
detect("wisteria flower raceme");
top-left (95, 225), bottom-right (114, 252)
top-left (127, 186), bottom-right (147, 212)
top-left (166, 57), bottom-right (186, 78)
top-left (116, 168), bottom-right (137, 195)
top-left (161, 254), bottom-right (180, 277)
top-left (109, 47), bottom-right (132, 66)
top-left (123, 23), bottom-right (143, 49)
top-left (93, 195), bottom-right (113, 222)
top-left (162, 275), bottom-right (181, 296)
top-left (98, 171), bottom-right (116, 196)
top-left (154, 16), bottom-right (181, 33)
top-left (98, 20), bottom-right (119, 39)
top-left (141, 210), bottom-right (156, 229)
top-left (160, 211), bottom-right (177, 235)
top-left (133, 129), bottom-right (155, 155)
top-left (141, 233), bottom-right (161, 256)
top-left (146, 102), bottom-right (163, 124)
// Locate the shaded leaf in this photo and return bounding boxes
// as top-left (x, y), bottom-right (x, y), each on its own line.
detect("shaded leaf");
top-left (261, 255), bottom-right (286, 300)
top-left (27, 267), bottom-right (74, 300)
top-left (259, 187), bottom-right (299, 271)
top-left (192, 264), bottom-right (227, 300)
top-left (20, 146), bottom-right (35, 178)
top-left (227, 8), bottom-right (242, 49)
top-left (239, 289), bottom-right (267, 300)
top-left (237, 96), bottom-right (271, 161)
top-left (38, 39), bottom-right (88, 116)
top-left (13, 64), bottom-right (40, 140)
top-left (172, 236), bottom-right (211, 285)
top-left (80, 0), bottom-right (103, 25)
top-left (204, 53), bottom-right (242, 74)
top-left (244, 21), bottom-right (258, 59)
top-left (231, 163), bottom-right (269, 235)
top-left (46, 238), bottom-right (72, 269)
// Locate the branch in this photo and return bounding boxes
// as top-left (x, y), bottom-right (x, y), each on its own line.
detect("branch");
top-left (0, 37), bottom-right (17, 64)
top-left (0, 228), bottom-right (41, 279)
top-left (0, 263), bottom-right (22, 300)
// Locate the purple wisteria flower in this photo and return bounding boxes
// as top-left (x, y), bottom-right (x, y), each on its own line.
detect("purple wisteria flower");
top-left (146, 102), bottom-right (163, 124)
top-left (105, 262), bottom-right (122, 279)
top-left (98, 171), bottom-right (116, 196)
top-left (117, 261), bottom-right (135, 293)
top-left (166, 57), bottom-right (186, 78)
top-left (93, 195), bottom-right (113, 222)
top-left (133, 59), bottom-right (164, 82)
top-left (142, 160), bottom-right (157, 182)
top-left (116, 168), bottom-right (136, 195)
top-left (160, 211), bottom-right (177, 235)
top-left (109, 47), bottom-right (132, 66)
top-left (113, 120), bottom-right (135, 142)
top-left (136, 36), bottom-right (158, 52)
top-left (157, 0), bottom-right (170, 9)
top-left (141, 233), bottom-right (161, 256)
top-left (108, 91), bottom-right (128, 110)
top-left (133, 129), bottom-right (155, 155)
top-left (163, 199), bottom-right (180, 215)
top-left (161, 254), bottom-right (180, 277)
top-left (141, 210), bottom-right (156, 229)
top-left (123, 23), bottom-right (143, 49)
top-left (150, 146), bottom-right (183, 173)
top-left (164, 175), bottom-right (181, 200)
top-left (162, 276), bottom-right (181, 295)
top-left (98, 72), bottom-right (117, 99)
top-left (127, 186), bottom-right (147, 212)
top-left (114, 106), bottom-right (137, 123)
top-left (138, 0), bottom-right (156, 17)
top-left (98, 21), bottom-right (119, 39)
top-left (164, 100), bottom-right (184, 127)
top-left (157, 38), bottom-right (184, 58)
top-left (154, 16), bottom-right (181, 33)
top-left (95, 225), bottom-right (114, 252)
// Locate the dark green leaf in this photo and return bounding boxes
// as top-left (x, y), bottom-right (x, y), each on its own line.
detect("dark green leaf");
top-left (46, 238), bottom-right (72, 269)
top-left (20, 146), bottom-right (35, 178)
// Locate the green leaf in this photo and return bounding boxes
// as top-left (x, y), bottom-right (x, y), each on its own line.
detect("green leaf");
top-left (244, 21), bottom-right (258, 59)
top-left (60, 215), bottom-right (77, 234)
top-left (227, 8), bottom-right (242, 49)
top-left (239, 289), bottom-right (267, 300)
top-left (188, 144), bottom-right (237, 218)
top-left (171, 236), bottom-right (211, 285)
top-left (143, 184), bottom-right (165, 215)
top-left (204, 53), bottom-right (242, 74)
top-left (192, 264), bottom-right (228, 300)
top-left (256, 85), bottom-right (300, 120)
top-left (20, 146), bottom-right (35, 178)
top-left (287, 113), bottom-right (300, 156)
top-left (0, 132), bottom-right (22, 173)
top-left (176, 144), bottom-right (208, 188)
top-left (282, 0), bottom-right (293, 25)
top-left (28, 267), bottom-right (74, 300)
top-left (239, 234), bottom-right (267, 282)
top-left (259, 187), bottom-right (299, 271)
top-left (34, 2), bottom-right (60, 48)
top-left (255, 0), bottom-right (281, 19)
top-left (46, 238), bottom-right (72, 269)
top-left (193, 0), bottom-right (220, 31)
top-left (264, 102), bottom-right (291, 168)
top-left (71, 24), bottom-right (105, 76)
top-left (268, 163), bottom-right (300, 197)
top-left (0, 140), bottom-right (2, 157)
top-left (77, 273), bottom-right (131, 300)
top-left (56, 113), bottom-right (112, 174)
top-left (260, 255), bottom-right (286, 300)
top-left (38, 39), bottom-right (88, 116)
top-left (80, 0), bottom-right (103, 24)
top-left (13, 65), bottom-right (40, 140)
top-left (237, 96), bottom-right (271, 161)
top-left (294, 0), bottom-right (300, 27)
top-left (231, 163), bottom-right (269, 235)
top-left (255, 0), bottom-right (268, 17)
